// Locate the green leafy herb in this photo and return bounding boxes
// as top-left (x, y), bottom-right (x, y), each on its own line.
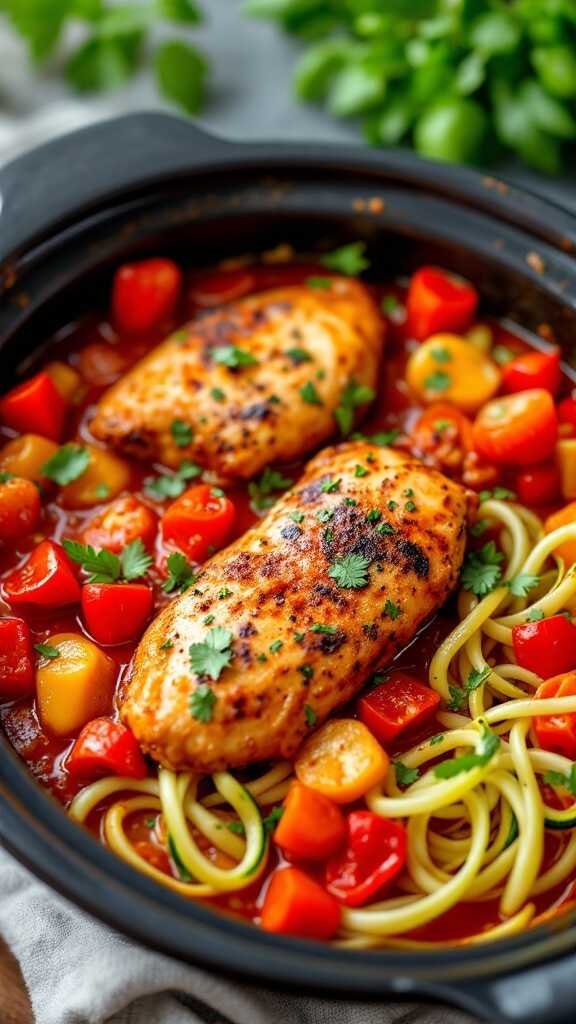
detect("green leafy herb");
top-left (404, 499), bottom-right (417, 513)
top-left (492, 345), bottom-right (515, 366)
top-left (381, 295), bottom-right (400, 315)
top-left (213, 345), bottom-right (258, 369)
top-left (470, 519), bottom-right (489, 538)
top-left (288, 510), bottom-right (305, 524)
top-left (310, 623), bottom-right (337, 634)
top-left (543, 765), bottom-right (576, 796)
top-left (145, 460), bottom-right (202, 499)
top-left (434, 723), bottom-right (500, 779)
top-left (430, 346), bottom-right (452, 364)
top-left (343, 497), bottom-right (357, 507)
top-left (320, 477), bottom-right (341, 494)
top-left (162, 551), bottom-right (198, 593)
top-left (461, 541), bottom-right (504, 596)
top-left (121, 538), bottom-right (154, 581)
top-left (0, 472), bottom-right (15, 483)
top-left (170, 419), bottom-right (193, 448)
top-left (299, 664), bottom-right (314, 680)
top-left (366, 509), bottom-right (381, 524)
top-left (62, 538), bottom-right (152, 583)
top-left (203, 614), bottom-right (215, 626)
top-left (478, 487), bottom-right (516, 503)
top-left (155, 39), bottom-right (207, 116)
top-left (160, 639), bottom-right (174, 650)
top-left (189, 627), bottom-right (233, 681)
top-left (210, 387), bottom-right (226, 402)
top-left (41, 444), bottom-right (90, 485)
top-left (334, 379), bottom-right (376, 436)
top-left (504, 811), bottom-right (519, 849)
top-left (300, 380), bottom-right (323, 405)
top-left (321, 242), bottom-right (369, 276)
top-left (227, 820), bottom-right (246, 836)
top-left (145, 817), bottom-right (157, 829)
top-left (285, 346), bottom-right (312, 365)
top-left (395, 761), bottom-right (420, 787)
top-left (430, 734), bottom-right (444, 746)
top-left (328, 553), bottom-right (370, 589)
top-left (34, 642), bottom-right (60, 660)
top-left (262, 806), bottom-right (284, 835)
top-left (168, 835), bottom-right (193, 881)
top-left (354, 464), bottom-right (368, 478)
top-left (507, 574), bottom-right (540, 598)
top-left (387, 500), bottom-right (398, 511)
top-left (527, 607), bottom-right (545, 622)
top-left (316, 508), bottom-right (334, 523)
top-left (306, 276), bottom-right (333, 289)
top-left (448, 666), bottom-right (491, 711)
top-left (218, 587), bottom-right (232, 599)
top-left (269, 639), bottom-right (284, 653)
top-left (304, 703), bottom-right (317, 726)
top-left (94, 483), bottom-right (110, 500)
top-left (424, 370), bottom-right (451, 393)
top-left (383, 599), bottom-right (400, 620)
top-left (249, 467), bottom-right (293, 511)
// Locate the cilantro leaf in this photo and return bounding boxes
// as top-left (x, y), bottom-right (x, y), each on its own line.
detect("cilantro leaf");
top-left (395, 761), bottom-right (420, 786)
top-left (170, 419), bottom-right (193, 448)
top-left (424, 370), bottom-right (451, 393)
top-left (447, 666), bottom-right (491, 710)
top-left (189, 626), bottom-right (233, 681)
top-left (262, 805), bottom-right (284, 835)
top-left (189, 683), bottom-right (217, 723)
top-left (383, 599), bottom-right (400, 620)
top-left (300, 380), bottom-right (323, 405)
top-left (34, 642), bottom-right (60, 660)
top-left (310, 623), bottom-right (336, 634)
top-left (304, 703), bottom-right (317, 726)
top-left (145, 460), bottom-right (202, 499)
top-left (434, 723), bottom-right (500, 779)
top-left (0, 472), bottom-right (15, 483)
top-left (41, 444), bottom-right (90, 486)
top-left (328, 553), bottom-right (370, 589)
top-left (285, 347), bottom-right (312, 365)
top-left (212, 345), bottom-right (258, 369)
top-left (62, 540), bottom-right (121, 584)
top-left (478, 487), bottom-right (516, 503)
top-left (527, 607), bottom-right (545, 622)
top-left (320, 477), bottom-right (340, 494)
top-left (461, 541), bottom-right (504, 596)
top-left (288, 510), bottom-right (305, 524)
top-left (335, 379), bottom-right (376, 436)
top-left (162, 551), bottom-right (198, 593)
top-left (506, 574), bottom-right (540, 598)
top-left (120, 539), bottom-right (154, 581)
top-left (321, 241), bottom-right (369, 276)
top-left (248, 466), bottom-right (293, 511)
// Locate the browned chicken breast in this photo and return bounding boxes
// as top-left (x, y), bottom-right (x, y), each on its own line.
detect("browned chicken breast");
top-left (121, 442), bottom-right (468, 772)
top-left (90, 278), bottom-right (383, 479)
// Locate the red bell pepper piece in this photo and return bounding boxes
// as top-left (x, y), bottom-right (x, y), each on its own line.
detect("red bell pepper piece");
top-left (161, 484), bottom-right (236, 561)
top-left (67, 718), bottom-right (147, 779)
top-left (533, 672), bottom-right (576, 760)
top-left (406, 266), bottom-right (478, 341)
top-left (513, 615), bottom-right (576, 679)
top-left (357, 672), bottom-right (440, 744)
top-left (81, 496), bottom-right (157, 554)
top-left (81, 582), bottom-right (154, 645)
top-left (513, 463), bottom-right (560, 506)
top-left (325, 811), bottom-right (406, 907)
top-left (112, 258), bottom-right (182, 333)
top-left (0, 371), bottom-right (68, 441)
top-left (3, 540), bottom-right (81, 608)
top-left (0, 617), bottom-right (34, 701)
top-left (273, 782), bottom-right (345, 861)
top-left (260, 867), bottom-right (341, 940)
top-left (502, 349), bottom-right (561, 396)
top-left (558, 395), bottom-right (576, 436)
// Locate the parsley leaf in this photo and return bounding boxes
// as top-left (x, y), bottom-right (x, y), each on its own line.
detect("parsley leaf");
top-left (334, 379), bottom-right (376, 436)
top-left (34, 642), bottom-right (60, 660)
top-left (461, 541), bottom-right (504, 596)
top-left (311, 623), bottom-right (337, 634)
top-left (430, 346), bottom-right (452, 364)
top-left (189, 683), bottom-right (217, 722)
top-left (304, 703), bottom-right (317, 726)
top-left (248, 467), bottom-right (293, 511)
top-left (434, 723), bottom-right (500, 779)
top-left (285, 347), bottom-right (312, 365)
top-left (354, 464), bottom-right (368, 477)
top-left (41, 444), bottom-right (90, 486)
top-left (162, 551), bottom-right (198, 593)
top-left (478, 487), bottom-right (516, 503)
top-left (0, 472), bottom-right (15, 483)
top-left (227, 820), bottom-right (246, 836)
top-left (321, 241), bottom-right (369, 276)
top-left (189, 626), bottom-right (233, 681)
top-left (210, 387), bottom-right (226, 402)
top-left (383, 599), bottom-right (400, 620)
top-left (448, 666), bottom-right (491, 710)
top-left (328, 553), bottom-right (370, 589)
top-left (506, 574), bottom-right (540, 597)
top-left (395, 761), bottom-right (420, 786)
top-left (212, 345), bottom-right (258, 369)
top-left (430, 734), bottom-right (444, 746)
top-left (527, 607), bottom-right (545, 622)
top-left (288, 510), bottom-right (305, 524)
top-left (320, 477), bottom-right (340, 494)
top-left (170, 419), bottom-right (193, 448)
top-left (145, 460), bottom-right (202, 499)
top-left (424, 370), bottom-right (451, 393)
top-left (300, 380), bottom-right (323, 405)
top-left (62, 540), bottom-right (121, 584)
top-left (269, 639), bottom-right (283, 653)
top-left (120, 539), bottom-right (154, 581)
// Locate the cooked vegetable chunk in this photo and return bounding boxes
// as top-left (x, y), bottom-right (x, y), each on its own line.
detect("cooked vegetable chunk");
top-left (36, 632), bottom-right (116, 736)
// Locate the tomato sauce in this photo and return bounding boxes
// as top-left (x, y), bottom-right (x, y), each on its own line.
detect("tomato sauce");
top-left (1, 257), bottom-right (575, 943)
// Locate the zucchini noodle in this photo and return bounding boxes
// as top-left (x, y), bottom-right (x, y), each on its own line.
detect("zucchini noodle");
top-left (68, 505), bottom-right (576, 948)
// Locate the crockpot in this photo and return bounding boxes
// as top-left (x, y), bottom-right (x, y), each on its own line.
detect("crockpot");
top-left (1, 112), bottom-right (576, 1024)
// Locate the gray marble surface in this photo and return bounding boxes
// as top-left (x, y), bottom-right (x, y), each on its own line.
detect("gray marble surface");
top-left (0, 0), bottom-right (574, 212)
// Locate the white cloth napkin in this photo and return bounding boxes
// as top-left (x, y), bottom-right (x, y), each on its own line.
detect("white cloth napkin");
top-left (0, 848), bottom-right (476, 1024)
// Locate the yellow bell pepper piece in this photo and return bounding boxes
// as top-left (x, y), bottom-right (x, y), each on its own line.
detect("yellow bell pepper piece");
top-left (0, 433), bottom-right (59, 483)
top-left (45, 361), bottom-right (83, 404)
top-left (36, 632), bottom-right (116, 737)
top-left (60, 445), bottom-right (130, 509)
top-left (406, 332), bottom-right (501, 414)
top-left (556, 439), bottom-right (576, 500)
top-left (295, 719), bottom-right (389, 804)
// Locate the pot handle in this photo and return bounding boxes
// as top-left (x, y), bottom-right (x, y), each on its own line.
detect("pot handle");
top-left (445, 951), bottom-right (576, 1024)
top-left (0, 112), bottom-right (232, 262)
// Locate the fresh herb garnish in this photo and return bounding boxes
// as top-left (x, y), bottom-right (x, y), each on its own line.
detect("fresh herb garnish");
top-left (320, 477), bottom-right (340, 494)
top-left (160, 639), bottom-right (174, 650)
top-left (285, 346), bottom-right (313, 365)
top-left (212, 345), bottom-right (258, 369)
top-left (227, 820), bottom-right (246, 836)
top-left (0, 472), bottom-right (15, 483)
top-left (434, 722), bottom-right (500, 779)
top-left (210, 387), bottom-right (226, 402)
top-left (269, 639), bottom-right (284, 653)
top-left (310, 623), bottom-right (337, 634)
top-left (218, 587), bottom-right (232, 599)
top-left (300, 380), bottom-right (323, 405)
top-left (288, 510), bottom-right (305, 524)
top-left (63, 538), bottom-right (152, 583)
top-left (334, 379), bottom-right (376, 436)
top-left (447, 666), bottom-right (491, 711)
top-left (328, 552), bottom-right (370, 589)
top-left (170, 419), bottom-right (193, 448)
top-left (306, 276), bottom-right (333, 289)
top-left (383, 599), bottom-right (400, 620)
top-left (492, 345), bottom-right (515, 366)
top-left (189, 626), bottom-right (233, 681)
top-left (189, 683), bottom-right (218, 721)
top-left (424, 370), bottom-right (451, 393)
top-left (316, 508), bottom-right (334, 523)
top-left (430, 734), bottom-right (444, 746)
top-left (506, 574), bottom-right (540, 597)
top-left (461, 541), bottom-right (504, 597)
top-left (470, 519), bottom-right (489, 538)
top-left (162, 551), bottom-right (198, 593)
top-left (478, 487), bottom-right (516, 503)
top-left (354, 464), bottom-right (368, 478)
top-left (304, 703), bottom-right (317, 726)
top-left (366, 509), bottom-right (381, 523)
top-left (145, 460), bottom-right (202, 499)
top-left (321, 241), bottom-right (369, 276)
top-left (395, 761), bottom-right (420, 786)
top-left (404, 499), bottom-right (417, 513)
top-left (430, 346), bottom-right (452, 364)
top-left (249, 467), bottom-right (293, 511)
top-left (527, 607), bottom-right (545, 622)
top-left (299, 664), bottom-right (314, 680)
top-left (381, 294), bottom-right (399, 315)
top-left (41, 444), bottom-right (90, 485)
top-left (387, 499), bottom-right (398, 511)
top-left (262, 806), bottom-right (284, 835)
top-left (376, 522), bottom-right (395, 535)
top-left (34, 642), bottom-right (60, 660)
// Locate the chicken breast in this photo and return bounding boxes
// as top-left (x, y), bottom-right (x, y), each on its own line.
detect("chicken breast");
top-left (90, 278), bottom-right (383, 480)
top-left (121, 442), bottom-right (468, 772)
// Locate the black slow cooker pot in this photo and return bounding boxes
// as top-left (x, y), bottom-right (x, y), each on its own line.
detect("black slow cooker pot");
top-left (1, 112), bottom-right (576, 1024)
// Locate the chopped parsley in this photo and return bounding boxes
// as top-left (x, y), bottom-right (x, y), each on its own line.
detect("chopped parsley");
top-left (160, 639), bottom-right (174, 650)
top-left (249, 467), bottom-right (293, 511)
top-left (227, 820), bottom-right (246, 836)
top-left (203, 614), bottom-right (215, 626)
top-left (145, 817), bottom-right (157, 829)
top-left (218, 587), bottom-right (232, 599)
top-left (506, 574), bottom-right (540, 597)
top-left (210, 387), bottom-right (226, 402)
top-left (323, 527), bottom-right (334, 542)
top-left (321, 241), bottom-right (369, 276)
top-left (343, 497), bottom-right (357, 507)
top-left (304, 703), bottom-right (317, 727)
top-left (387, 499), bottom-right (398, 511)
top-left (269, 639), bottom-right (283, 653)
top-left (212, 345), bottom-right (258, 369)
top-left (262, 806), bottom-right (284, 835)
top-left (41, 444), bottom-right (90, 485)
top-left (257, 653), bottom-right (268, 663)
top-left (430, 346), bottom-right (452, 364)
top-left (316, 508), bottom-right (334, 522)
top-left (300, 380), bottom-right (323, 405)
top-left (34, 642), bottom-right (60, 660)
top-left (424, 370), bottom-right (451, 393)
top-left (381, 294), bottom-right (400, 315)
top-left (366, 509), bottom-right (382, 524)
top-left (543, 765), bottom-right (576, 796)
top-left (404, 499), bottom-right (417, 513)
top-left (162, 551), bottom-right (197, 594)
top-left (478, 486), bottom-right (516, 503)
top-left (144, 460), bottom-right (202, 500)
top-left (94, 483), bottom-right (110, 500)
top-left (285, 347), bottom-right (312, 365)
top-left (383, 599), bottom-right (400, 620)
top-left (189, 627), bottom-right (233, 681)
top-left (170, 419), bottom-right (193, 448)
top-left (376, 522), bottom-right (395, 535)
top-left (293, 631), bottom-right (305, 643)
top-left (189, 684), bottom-right (218, 722)
top-left (527, 607), bottom-right (545, 622)
top-left (395, 761), bottom-right (420, 786)
top-left (288, 510), bottom-right (305, 524)
top-left (311, 623), bottom-right (337, 634)
top-left (434, 722), bottom-right (500, 779)
top-left (63, 538), bottom-right (152, 583)
top-left (354, 464), bottom-right (368, 478)
top-left (306, 276), bottom-right (332, 289)
top-left (0, 472), bottom-right (14, 483)
top-left (334, 379), bottom-right (376, 436)
top-left (470, 519), bottom-right (489, 538)
top-left (430, 733), bottom-right (444, 746)
top-left (461, 541), bottom-right (504, 597)
top-left (320, 477), bottom-right (341, 494)
top-left (447, 666), bottom-right (491, 711)
top-left (492, 345), bottom-right (515, 366)
top-left (299, 664), bottom-right (314, 680)
top-left (328, 553), bottom-right (370, 589)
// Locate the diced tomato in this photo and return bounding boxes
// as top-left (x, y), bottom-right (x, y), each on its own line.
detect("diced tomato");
top-left (260, 867), bottom-right (341, 940)
top-left (558, 395), bottom-right (576, 437)
top-left (3, 540), bottom-right (81, 608)
top-left (472, 389), bottom-right (558, 467)
top-left (357, 672), bottom-right (440, 744)
top-left (189, 268), bottom-right (255, 308)
top-left (502, 349), bottom-right (561, 396)
top-left (0, 372), bottom-right (68, 441)
top-left (406, 266), bottom-right (478, 341)
top-left (161, 484), bottom-right (235, 561)
top-left (81, 583), bottom-right (154, 645)
top-left (514, 463), bottom-right (560, 506)
top-left (0, 617), bottom-right (34, 701)
top-left (67, 717), bottom-right (147, 779)
top-left (533, 672), bottom-right (576, 760)
top-left (274, 782), bottom-right (345, 861)
top-left (512, 615), bottom-right (576, 679)
top-left (325, 811), bottom-right (406, 907)
top-left (112, 258), bottom-right (182, 333)
top-left (81, 496), bottom-right (157, 554)
top-left (0, 477), bottom-right (41, 542)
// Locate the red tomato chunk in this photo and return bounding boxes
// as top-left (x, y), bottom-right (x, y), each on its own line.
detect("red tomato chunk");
top-left (67, 718), bottom-right (147, 779)
top-left (81, 496), bottom-right (157, 554)
top-left (81, 583), bottom-right (154, 645)
top-left (502, 349), bottom-right (560, 396)
top-left (3, 540), bottom-right (81, 608)
top-left (112, 258), bottom-right (182, 333)
top-left (513, 615), bottom-right (576, 679)
top-left (0, 617), bottom-right (34, 701)
top-left (357, 671), bottom-right (440, 743)
top-left (162, 484), bottom-right (235, 561)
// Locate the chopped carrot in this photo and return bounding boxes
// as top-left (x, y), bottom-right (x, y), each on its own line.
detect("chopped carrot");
top-left (274, 782), bottom-right (345, 861)
top-left (260, 867), bottom-right (341, 940)
top-left (295, 719), bottom-right (389, 804)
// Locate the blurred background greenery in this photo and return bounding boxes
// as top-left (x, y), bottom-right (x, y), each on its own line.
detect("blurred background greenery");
top-left (2, 0), bottom-right (576, 174)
